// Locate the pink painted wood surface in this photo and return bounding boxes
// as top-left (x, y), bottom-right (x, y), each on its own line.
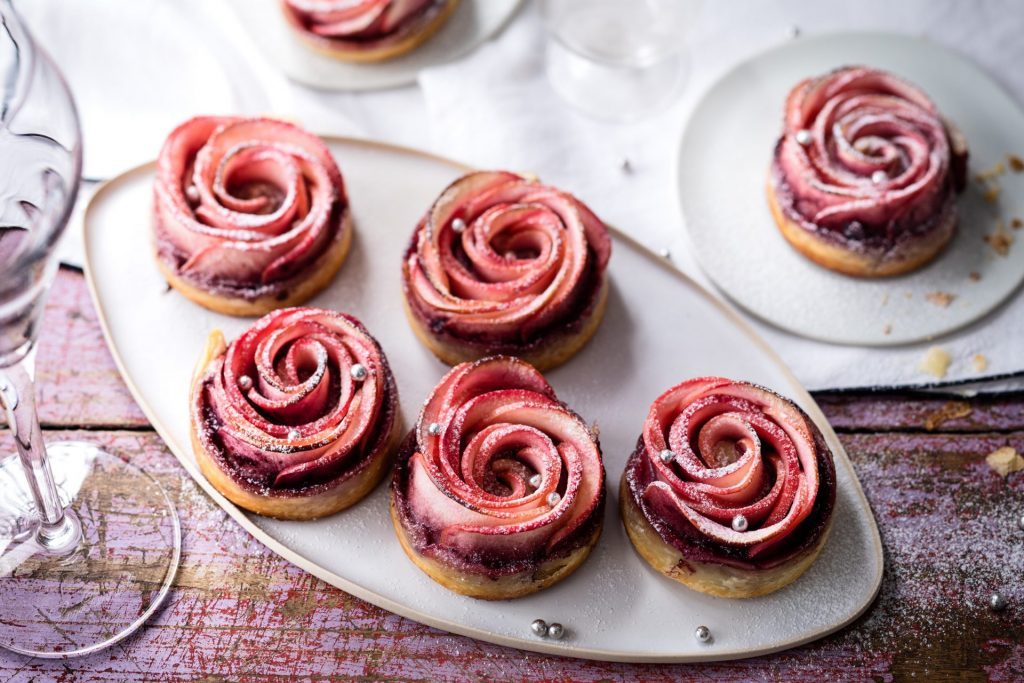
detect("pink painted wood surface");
top-left (1, 268), bottom-right (1022, 680)
top-left (1, 429), bottom-right (1021, 681)
top-left (25, 268), bottom-right (147, 428)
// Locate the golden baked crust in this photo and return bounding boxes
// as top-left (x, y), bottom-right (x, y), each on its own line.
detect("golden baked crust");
top-left (158, 212), bottom-right (352, 317)
top-left (403, 279), bottom-right (609, 373)
top-left (189, 327), bottom-right (399, 520)
top-left (766, 175), bottom-right (954, 278)
top-left (286, 0), bottom-right (460, 64)
top-left (620, 478), bottom-right (831, 599)
top-left (390, 498), bottom-right (601, 600)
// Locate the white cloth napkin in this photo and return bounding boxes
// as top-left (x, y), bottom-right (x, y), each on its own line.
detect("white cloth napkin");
top-left (39, 0), bottom-right (1024, 391)
top-left (416, 1), bottom-right (1024, 391)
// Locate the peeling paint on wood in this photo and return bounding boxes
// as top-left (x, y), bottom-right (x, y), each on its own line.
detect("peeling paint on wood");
top-left (0, 268), bottom-right (1021, 680)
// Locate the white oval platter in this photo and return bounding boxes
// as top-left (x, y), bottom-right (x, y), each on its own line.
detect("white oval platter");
top-left (83, 137), bottom-right (882, 663)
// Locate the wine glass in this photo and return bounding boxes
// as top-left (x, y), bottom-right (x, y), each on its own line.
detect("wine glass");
top-left (0, 0), bottom-right (180, 658)
top-left (541, 0), bottom-right (701, 122)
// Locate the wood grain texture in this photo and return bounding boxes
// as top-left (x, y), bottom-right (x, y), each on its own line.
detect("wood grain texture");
top-left (1, 268), bottom-right (1021, 681)
top-left (2, 429), bottom-right (1021, 682)
top-left (5, 268), bottom-right (148, 428)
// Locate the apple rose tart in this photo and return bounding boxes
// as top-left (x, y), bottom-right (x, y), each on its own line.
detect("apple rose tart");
top-left (768, 66), bottom-right (968, 277)
top-left (281, 0), bottom-right (459, 63)
top-left (154, 116), bottom-right (352, 316)
top-left (401, 171), bottom-right (612, 372)
top-left (621, 377), bottom-right (836, 598)
top-left (390, 356), bottom-right (605, 599)
top-left (191, 307), bottom-right (400, 520)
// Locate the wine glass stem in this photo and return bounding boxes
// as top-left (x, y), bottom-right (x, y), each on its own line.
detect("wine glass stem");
top-left (0, 350), bottom-right (80, 552)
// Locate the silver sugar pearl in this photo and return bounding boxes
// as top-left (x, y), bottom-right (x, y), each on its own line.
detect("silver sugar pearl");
top-left (732, 514), bottom-right (749, 532)
top-left (1018, 513), bottom-right (1024, 531)
top-left (620, 157), bottom-right (633, 174)
top-left (427, 422), bottom-right (442, 437)
top-left (451, 217), bottom-right (467, 233)
top-left (350, 363), bottom-right (368, 381)
top-left (658, 248), bottom-right (671, 259)
top-left (530, 619), bottom-right (548, 636)
top-left (871, 170), bottom-right (888, 184)
top-left (546, 491), bottom-right (561, 507)
top-left (185, 185), bottom-right (200, 203)
top-left (795, 129), bottom-right (812, 146)
top-left (287, 429), bottom-right (300, 442)
top-left (529, 474), bottom-right (542, 488)
top-left (547, 623), bottom-right (565, 640)
top-left (659, 449), bottom-right (675, 464)
top-left (695, 625), bottom-right (712, 643)
top-left (990, 592), bottom-right (1008, 612)
top-left (238, 375), bottom-right (253, 391)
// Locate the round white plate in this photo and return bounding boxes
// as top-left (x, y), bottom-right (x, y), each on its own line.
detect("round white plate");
top-left (83, 137), bottom-right (881, 662)
top-left (678, 33), bottom-right (1024, 346)
top-left (20, 0), bottom-right (271, 180)
top-left (224, 0), bottom-right (522, 91)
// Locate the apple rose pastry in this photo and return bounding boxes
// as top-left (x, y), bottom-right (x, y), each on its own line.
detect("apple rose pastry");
top-left (390, 356), bottom-right (605, 599)
top-left (281, 0), bottom-right (460, 63)
top-left (191, 307), bottom-right (400, 520)
top-left (621, 377), bottom-right (836, 598)
top-left (768, 66), bottom-right (968, 277)
top-left (154, 116), bottom-right (352, 316)
top-left (402, 171), bottom-right (612, 372)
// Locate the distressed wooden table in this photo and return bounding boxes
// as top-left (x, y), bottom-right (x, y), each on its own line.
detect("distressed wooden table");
top-left (2, 268), bottom-right (1022, 682)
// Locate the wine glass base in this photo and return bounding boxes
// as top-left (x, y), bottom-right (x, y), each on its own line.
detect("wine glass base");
top-left (0, 441), bottom-right (181, 658)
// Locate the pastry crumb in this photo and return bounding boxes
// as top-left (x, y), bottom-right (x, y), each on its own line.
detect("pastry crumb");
top-left (985, 221), bottom-right (1013, 256)
top-left (976, 162), bottom-right (1007, 180)
top-left (969, 271), bottom-right (981, 282)
top-left (883, 324), bottom-right (892, 335)
top-left (982, 185), bottom-right (1002, 203)
top-left (923, 400), bottom-right (972, 431)
top-left (972, 353), bottom-right (989, 372)
top-left (590, 421), bottom-right (600, 441)
top-left (919, 346), bottom-right (951, 379)
top-left (986, 446), bottom-right (1024, 477)
top-left (880, 292), bottom-right (889, 306)
top-left (1012, 217), bottom-right (1023, 230)
top-left (1009, 154), bottom-right (1024, 173)
top-left (925, 291), bottom-right (956, 307)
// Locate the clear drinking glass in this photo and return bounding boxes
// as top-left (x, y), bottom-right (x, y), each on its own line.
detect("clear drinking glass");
top-left (0, 0), bottom-right (180, 658)
top-left (541, 0), bottom-right (700, 122)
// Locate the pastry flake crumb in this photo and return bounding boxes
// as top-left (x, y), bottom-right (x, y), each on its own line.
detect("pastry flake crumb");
top-left (982, 185), bottom-right (1002, 203)
top-left (880, 292), bottom-right (889, 306)
top-left (883, 324), bottom-right (892, 335)
top-left (976, 161), bottom-right (1007, 181)
top-left (969, 271), bottom-right (981, 282)
top-left (1012, 218), bottom-right (1023, 230)
top-left (919, 346), bottom-right (951, 379)
top-left (984, 221), bottom-right (1013, 256)
top-left (923, 400), bottom-right (972, 431)
top-left (925, 291), bottom-right (956, 307)
top-left (986, 446), bottom-right (1024, 477)
top-left (1009, 154), bottom-right (1024, 173)
top-left (972, 353), bottom-right (988, 372)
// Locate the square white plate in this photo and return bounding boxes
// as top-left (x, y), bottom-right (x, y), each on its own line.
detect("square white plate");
top-left (83, 137), bottom-right (882, 662)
